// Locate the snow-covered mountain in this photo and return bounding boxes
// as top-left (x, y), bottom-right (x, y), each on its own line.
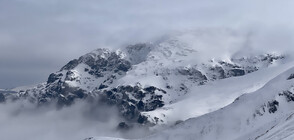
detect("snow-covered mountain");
top-left (2, 29), bottom-right (294, 140)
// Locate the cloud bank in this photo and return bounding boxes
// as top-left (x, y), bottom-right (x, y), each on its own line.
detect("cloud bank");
top-left (1, 0), bottom-right (294, 87)
top-left (0, 100), bottom-right (152, 140)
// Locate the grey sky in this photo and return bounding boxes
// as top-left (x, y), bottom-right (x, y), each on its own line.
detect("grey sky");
top-left (1, 0), bottom-right (294, 88)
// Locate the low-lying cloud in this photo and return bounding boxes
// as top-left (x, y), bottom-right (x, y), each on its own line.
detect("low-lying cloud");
top-left (0, 99), bottom-right (152, 140)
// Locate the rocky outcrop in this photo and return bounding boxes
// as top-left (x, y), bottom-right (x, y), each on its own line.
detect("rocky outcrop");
top-left (268, 100), bottom-right (279, 114)
top-left (98, 84), bottom-right (166, 124)
top-left (0, 93), bottom-right (5, 103)
top-left (287, 74), bottom-right (294, 80)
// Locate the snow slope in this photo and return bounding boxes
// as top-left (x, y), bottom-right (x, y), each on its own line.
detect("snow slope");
top-left (89, 62), bottom-right (294, 140)
top-left (143, 66), bottom-right (294, 140)
top-left (142, 61), bottom-right (294, 125)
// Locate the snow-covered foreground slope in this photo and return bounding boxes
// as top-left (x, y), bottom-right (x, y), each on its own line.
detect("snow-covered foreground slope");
top-left (142, 61), bottom-right (294, 125)
top-left (152, 67), bottom-right (294, 140)
top-left (89, 65), bottom-right (294, 140)
top-left (254, 113), bottom-right (294, 140)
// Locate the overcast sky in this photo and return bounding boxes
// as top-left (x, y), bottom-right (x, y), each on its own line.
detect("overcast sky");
top-left (1, 0), bottom-right (294, 88)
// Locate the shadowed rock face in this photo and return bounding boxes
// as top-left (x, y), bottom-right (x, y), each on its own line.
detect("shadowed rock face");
top-left (280, 90), bottom-right (294, 102)
top-left (61, 59), bottom-right (79, 71)
top-left (39, 49), bottom-right (133, 107)
top-left (209, 66), bottom-right (226, 80)
top-left (228, 69), bottom-right (245, 77)
top-left (98, 85), bottom-right (166, 124)
top-left (287, 74), bottom-right (294, 80)
top-left (3, 47), bottom-right (162, 125)
top-left (178, 68), bottom-right (208, 81)
top-left (60, 49), bottom-right (131, 79)
top-left (47, 73), bottom-right (63, 84)
top-left (0, 93), bottom-right (5, 103)
top-left (268, 100), bottom-right (279, 114)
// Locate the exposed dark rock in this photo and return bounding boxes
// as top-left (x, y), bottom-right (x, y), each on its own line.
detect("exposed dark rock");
top-left (287, 74), bottom-right (294, 80)
top-left (80, 55), bottom-right (96, 67)
top-left (42, 81), bottom-right (88, 107)
top-left (98, 84), bottom-right (108, 89)
top-left (137, 115), bottom-right (148, 124)
top-left (65, 71), bottom-right (76, 81)
top-left (261, 54), bottom-right (284, 63)
top-left (175, 120), bottom-right (184, 125)
top-left (61, 59), bottom-right (79, 70)
top-left (136, 100), bottom-right (145, 111)
top-left (246, 67), bottom-right (259, 74)
top-left (124, 85), bottom-right (133, 92)
top-left (209, 66), bottom-right (225, 79)
top-left (122, 104), bottom-right (138, 120)
top-left (75, 89), bottom-right (87, 98)
top-left (179, 84), bottom-right (188, 92)
top-left (219, 61), bottom-right (240, 68)
top-left (178, 68), bottom-right (208, 81)
top-left (280, 90), bottom-right (294, 102)
top-left (134, 90), bottom-right (145, 100)
top-left (0, 93), bottom-right (5, 103)
top-left (144, 86), bottom-right (156, 93)
top-left (146, 99), bottom-right (164, 111)
top-left (77, 52), bottom-right (132, 78)
top-left (154, 117), bottom-right (160, 124)
top-left (228, 69), bottom-right (245, 77)
top-left (158, 89), bottom-right (167, 94)
top-left (97, 85), bottom-right (165, 124)
top-left (268, 100), bottom-right (279, 113)
top-left (117, 61), bottom-right (131, 72)
top-left (47, 73), bottom-right (63, 84)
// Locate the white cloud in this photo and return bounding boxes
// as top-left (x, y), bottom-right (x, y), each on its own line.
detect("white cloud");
top-left (1, 0), bottom-right (294, 88)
